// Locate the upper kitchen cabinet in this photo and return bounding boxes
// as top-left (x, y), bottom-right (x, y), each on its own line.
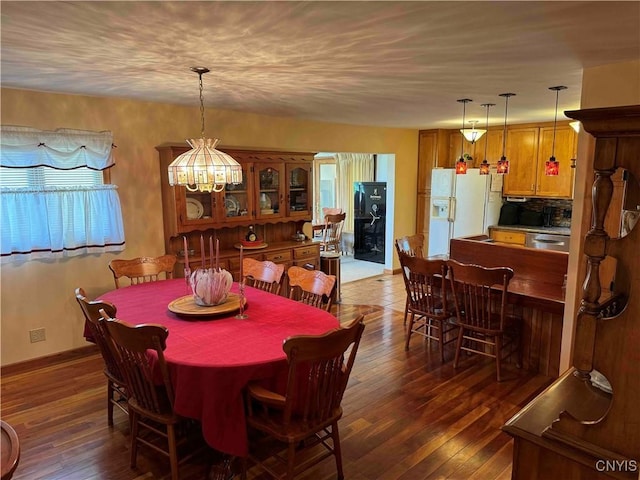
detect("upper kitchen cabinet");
top-left (449, 131), bottom-right (477, 167)
top-left (502, 123), bottom-right (576, 198)
top-left (534, 125), bottom-right (576, 198)
top-left (157, 144), bottom-right (315, 236)
top-left (473, 129), bottom-right (504, 166)
top-left (502, 127), bottom-right (539, 196)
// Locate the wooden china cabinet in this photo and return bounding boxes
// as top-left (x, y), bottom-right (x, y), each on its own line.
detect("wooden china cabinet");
top-left (156, 144), bottom-right (320, 291)
top-left (503, 105), bottom-right (640, 479)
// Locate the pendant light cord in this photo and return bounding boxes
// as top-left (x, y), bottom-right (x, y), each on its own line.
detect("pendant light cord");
top-left (548, 86), bottom-right (567, 161)
top-left (198, 72), bottom-right (205, 139)
top-left (501, 96), bottom-right (509, 158)
top-left (482, 103), bottom-right (493, 161)
top-left (457, 99), bottom-right (472, 160)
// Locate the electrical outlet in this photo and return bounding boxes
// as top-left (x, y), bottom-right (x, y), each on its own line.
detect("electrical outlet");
top-left (29, 328), bottom-right (46, 343)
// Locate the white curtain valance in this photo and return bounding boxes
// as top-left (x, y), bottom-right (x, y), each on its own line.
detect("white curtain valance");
top-left (0, 126), bottom-right (115, 170)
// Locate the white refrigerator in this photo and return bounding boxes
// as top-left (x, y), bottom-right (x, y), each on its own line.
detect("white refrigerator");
top-left (427, 168), bottom-right (503, 257)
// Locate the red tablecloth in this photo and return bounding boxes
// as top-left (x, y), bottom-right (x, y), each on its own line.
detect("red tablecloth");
top-left (99, 279), bottom-right (339, 456)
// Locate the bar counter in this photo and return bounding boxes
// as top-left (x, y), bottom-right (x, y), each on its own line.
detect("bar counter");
top-left (448, 236), bottom-right (569, 377)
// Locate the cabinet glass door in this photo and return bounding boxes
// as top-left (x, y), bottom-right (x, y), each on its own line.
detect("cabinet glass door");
top-left (287, 164), bottom-right (311, 217)
top-left (256, 163), bottom-right (284, 219)
top-left (180, 189), bottom-right (218, 229)
top-left (223, 164), bottom-right (253, 223)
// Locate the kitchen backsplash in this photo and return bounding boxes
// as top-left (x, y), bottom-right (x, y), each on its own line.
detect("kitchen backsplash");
top-left (521, 198), bottom-right (573, 227)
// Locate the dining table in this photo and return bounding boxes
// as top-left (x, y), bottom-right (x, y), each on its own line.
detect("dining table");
top-left (98, 279), bottom-right (339, 457)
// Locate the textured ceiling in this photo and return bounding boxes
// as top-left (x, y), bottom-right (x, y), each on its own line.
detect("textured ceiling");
top-left (1, 1), bottom-right (639, 129)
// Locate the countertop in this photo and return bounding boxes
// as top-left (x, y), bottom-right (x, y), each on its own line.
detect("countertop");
top-left (489, 224), bottom-right (571, 236)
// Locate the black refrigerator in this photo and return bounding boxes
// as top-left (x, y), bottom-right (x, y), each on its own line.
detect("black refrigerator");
top-left (353, 182), bottom-right (386, 264)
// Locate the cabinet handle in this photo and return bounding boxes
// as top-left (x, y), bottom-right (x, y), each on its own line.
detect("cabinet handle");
top-left (273, 255), bottom-right (282, 260)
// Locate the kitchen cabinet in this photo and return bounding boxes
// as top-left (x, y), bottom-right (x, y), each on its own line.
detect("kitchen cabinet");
top-left (502, 124), bottom-right (577, 198)
top-left (449, 131), bottom-right (477, 167)
top-left (473, 129), bottom-right (504, 166)
top-left (417, 130), bottom-right (450, 239)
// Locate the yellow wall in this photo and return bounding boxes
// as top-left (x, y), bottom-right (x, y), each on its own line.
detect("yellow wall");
top-left (0, 88), bottom-right (418, 365)
top-left (559, 59), bottom-right (640, 373)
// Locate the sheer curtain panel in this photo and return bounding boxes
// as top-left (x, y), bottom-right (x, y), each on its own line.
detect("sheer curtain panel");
top-left (336, 153), bottom-right (374, 233)
top-left (0, 126), bottom-right (124, 263)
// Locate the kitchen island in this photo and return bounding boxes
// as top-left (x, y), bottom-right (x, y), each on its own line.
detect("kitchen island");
top-left (449, 235), bottom-right (568, 377)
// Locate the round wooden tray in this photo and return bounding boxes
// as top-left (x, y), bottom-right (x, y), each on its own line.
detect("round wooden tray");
top-left (168, 293), bottom-right (246, 318)
top-left (234, 242), bottom-right (268, 250)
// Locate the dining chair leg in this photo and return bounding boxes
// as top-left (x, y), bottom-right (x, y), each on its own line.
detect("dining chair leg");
top-left (286, 441), bottom-right (296, 480)
top-left (130, 411), bottom-right (139, 468)
top-left (453, 328), bottom-right (464, 368)
top-left (332, 422), bottom-right (344, 480)
top-left (403, 299), bottom-right (409, 325)
top-left (438, 321), bottom-right (445, 364)
top-left (107, 379), bottom-right (115, 426)
top-left (167, 423), bottom-right (179, 480)
top-left (405, 312), bottom-right (415, 351)
top-left (495, 335), bottom-right (503, 382)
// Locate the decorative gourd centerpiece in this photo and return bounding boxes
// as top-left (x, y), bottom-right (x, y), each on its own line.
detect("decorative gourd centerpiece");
top-left (190, 267), bottom-right (233, 306)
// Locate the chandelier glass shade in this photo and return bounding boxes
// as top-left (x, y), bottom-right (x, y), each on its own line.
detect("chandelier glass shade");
top-left (168, 138), bottom-right (243, 193)
top-left (168, 67), bottom-right (242, 193)
top-left (460, 120), bottom-right (486, 144)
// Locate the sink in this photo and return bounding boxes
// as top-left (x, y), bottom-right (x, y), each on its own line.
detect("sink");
top-left (525, 232), bottom-right (570, 252)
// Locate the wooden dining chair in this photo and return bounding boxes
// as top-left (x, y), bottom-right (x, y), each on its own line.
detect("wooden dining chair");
top-left (395, 233), bottom-right (425, 258)
top-left (287, 266), bottom-right (336, 312)
top-left (447, 260), bottom-right (521, 382)
top-left (320, 212), bottom-right (346, 255)
top-left (101, 315), bottom-right (201, 480)
top-left (395, 233), bottom-right (425, 325)
top-left (75, 287), bottom-right (127, 426)
top-left (398, 252), bottom-right (457, 363)
top-left (243, 315), bottom-right (366, 480)
top-left (242, 258), bottom-right (285, 295)
top-left (108, 254), bottom-right (177, 289)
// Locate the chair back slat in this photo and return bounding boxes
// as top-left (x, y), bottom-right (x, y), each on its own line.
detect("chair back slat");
top-left (242, 258), bottom-right (285, 295)
top-left (282, 316), bottom-right (365, 427)
top-left (109, 255), bottom-right (177, 289)
top-left (103, 318), bottom-right (174, 415)
top-left (287, 266), bottom-right (336, 311)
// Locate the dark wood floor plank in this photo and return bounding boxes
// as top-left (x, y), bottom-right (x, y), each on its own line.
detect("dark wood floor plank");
top-left (1, 274), bottom-right (553, 479)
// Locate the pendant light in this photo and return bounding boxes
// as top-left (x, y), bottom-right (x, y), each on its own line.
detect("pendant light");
top-left (478, 103), bottom-right (495, 175)
top-left (168, 67), bottom-right (243, 193)
top-left (497, 93), bottom-right (515, 175)
top-left (456, 98), bottom-right (472, 174)
top-left (461, 120), bottom-right (486, 144)
top-left (545, 86), bottom-right (567, 176)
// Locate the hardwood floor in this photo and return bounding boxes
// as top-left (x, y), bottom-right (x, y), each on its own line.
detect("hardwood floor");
top-left (1, 273), bottom-right (553, 480)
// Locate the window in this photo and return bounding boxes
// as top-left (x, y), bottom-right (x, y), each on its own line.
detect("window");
top-left (0, 126), bottom-right (125, 263)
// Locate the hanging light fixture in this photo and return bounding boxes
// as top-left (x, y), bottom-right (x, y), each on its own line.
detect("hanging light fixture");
top-left (168, 67), bottom-right (242, 193)
top-left (546, 86), bottom-right (567, 176)
top-left (456, 98), bottom-right (472, 174)
top-left (496, 93), bottom-right (515, 175)
top-left (461, 120), bottom-right (486, 144)
top-left (478, 103), bottom-right (495, 175)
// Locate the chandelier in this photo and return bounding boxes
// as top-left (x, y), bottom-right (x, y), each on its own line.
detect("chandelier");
top-left (168, 67), bottom-right (242, 193)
